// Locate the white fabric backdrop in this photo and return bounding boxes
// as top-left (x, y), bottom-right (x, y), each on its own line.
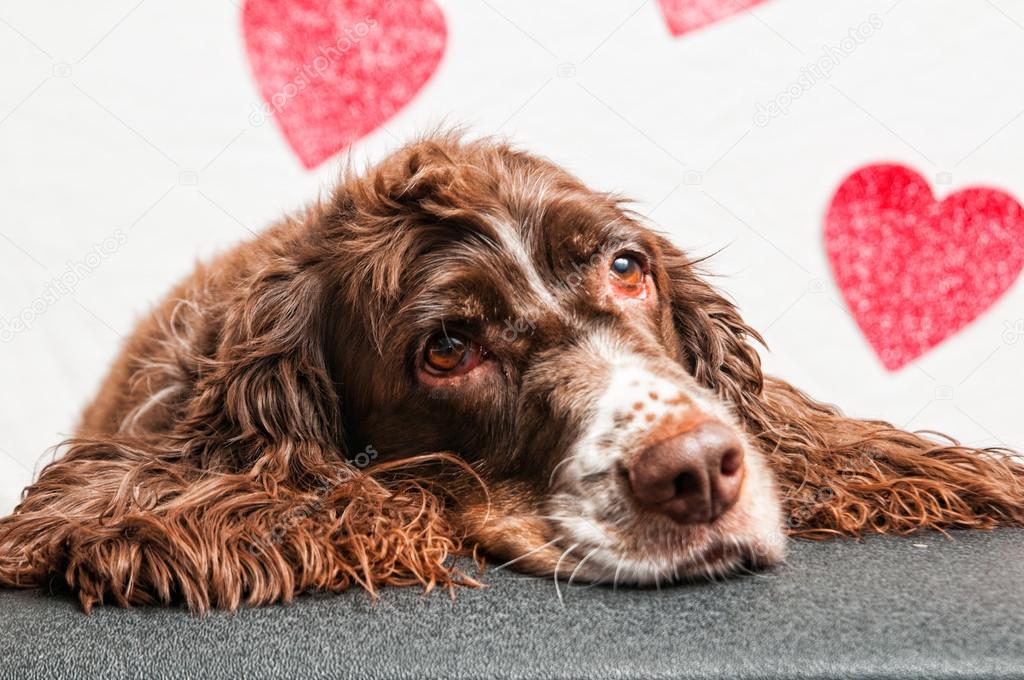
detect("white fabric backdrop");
top-left (2, 0), bottom-right (1023, 514)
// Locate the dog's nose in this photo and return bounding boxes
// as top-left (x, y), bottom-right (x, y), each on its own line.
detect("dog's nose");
top-left (626, 421), bottom-right (745, 524)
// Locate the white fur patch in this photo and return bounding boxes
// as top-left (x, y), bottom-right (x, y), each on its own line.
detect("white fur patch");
top-left (561, 328), bottom-right (720, 483)
top-left (489, 217), bottom-right (563, 315)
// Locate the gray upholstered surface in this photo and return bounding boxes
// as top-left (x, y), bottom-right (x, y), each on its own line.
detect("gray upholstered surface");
top-left (2, 530), bottom-right (1024, 679)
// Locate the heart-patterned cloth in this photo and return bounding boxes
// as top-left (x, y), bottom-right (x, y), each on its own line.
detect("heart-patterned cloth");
top-left (657, 0), bottom-right (768, 36)
top-left (243, 0), bottom-right (446, 168)
top-left (825, 164), bottom-right (1024, 370)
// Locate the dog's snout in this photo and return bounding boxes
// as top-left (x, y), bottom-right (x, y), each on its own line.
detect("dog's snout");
top-left (626, 421), bottom-right (745, 525)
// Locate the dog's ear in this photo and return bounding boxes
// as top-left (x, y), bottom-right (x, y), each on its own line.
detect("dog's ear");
top-left (0, 231), bottom-right (475, 612)
top-left (656, 234), bottom-right (1024, 537)
top-left (655, 235), bottom-right (765, 407)
top-left (177, 254), bottom-right (345, 475)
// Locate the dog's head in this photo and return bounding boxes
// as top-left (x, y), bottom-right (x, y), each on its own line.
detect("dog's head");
top-left (314, 135), bottom-right (785, 583)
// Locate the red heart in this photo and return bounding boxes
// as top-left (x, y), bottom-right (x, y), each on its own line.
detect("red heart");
top-left (242, 0), bottom-right (446, 169)
top-left (656, 0), bottom-right (769, 36)
top-left (825, 164), bottom-right (1024, 370)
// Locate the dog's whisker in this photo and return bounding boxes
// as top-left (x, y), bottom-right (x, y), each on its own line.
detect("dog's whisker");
top-left (492, 537), bottom-right (561, 572)
top-left (536, 514), bottom-right (588, 525)
top-left (567, 546), bottom-right (602, 586)
top-left (548, 454), bottom-right (582, 488)
top-left (553, 543), bottom-right (579, 607)
top-left (613, 556), bottom-right (625, 591)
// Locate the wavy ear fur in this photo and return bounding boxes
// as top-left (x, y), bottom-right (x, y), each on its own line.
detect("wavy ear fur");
top-left (0, 222), bottom-right (472, 613)
top-left (658, 237), bottom-right (1024, 537)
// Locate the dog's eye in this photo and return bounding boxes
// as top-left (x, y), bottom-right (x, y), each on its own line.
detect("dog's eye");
top-left (423, 332), bottom-right (481, 375)
top-left (610, 254), bottom-right (645, 293)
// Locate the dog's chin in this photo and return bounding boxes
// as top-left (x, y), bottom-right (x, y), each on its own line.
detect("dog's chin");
top-left (544, 506), bottom-right (787, 586)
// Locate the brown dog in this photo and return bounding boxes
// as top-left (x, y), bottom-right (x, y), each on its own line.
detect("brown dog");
top-left (2, 134), bottom-right (1022, 612)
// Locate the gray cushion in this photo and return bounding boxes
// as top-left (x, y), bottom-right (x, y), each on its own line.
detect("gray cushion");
top-left (2, 529), bottom-right (1023, 679)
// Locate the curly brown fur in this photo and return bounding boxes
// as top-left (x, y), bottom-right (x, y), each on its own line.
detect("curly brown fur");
top-left (0, 441), bottom-right (477, 612)
top-left (1, 132), bottom-right (1022, 612)
top-left (756, 380), bottom-right (1024, 537)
